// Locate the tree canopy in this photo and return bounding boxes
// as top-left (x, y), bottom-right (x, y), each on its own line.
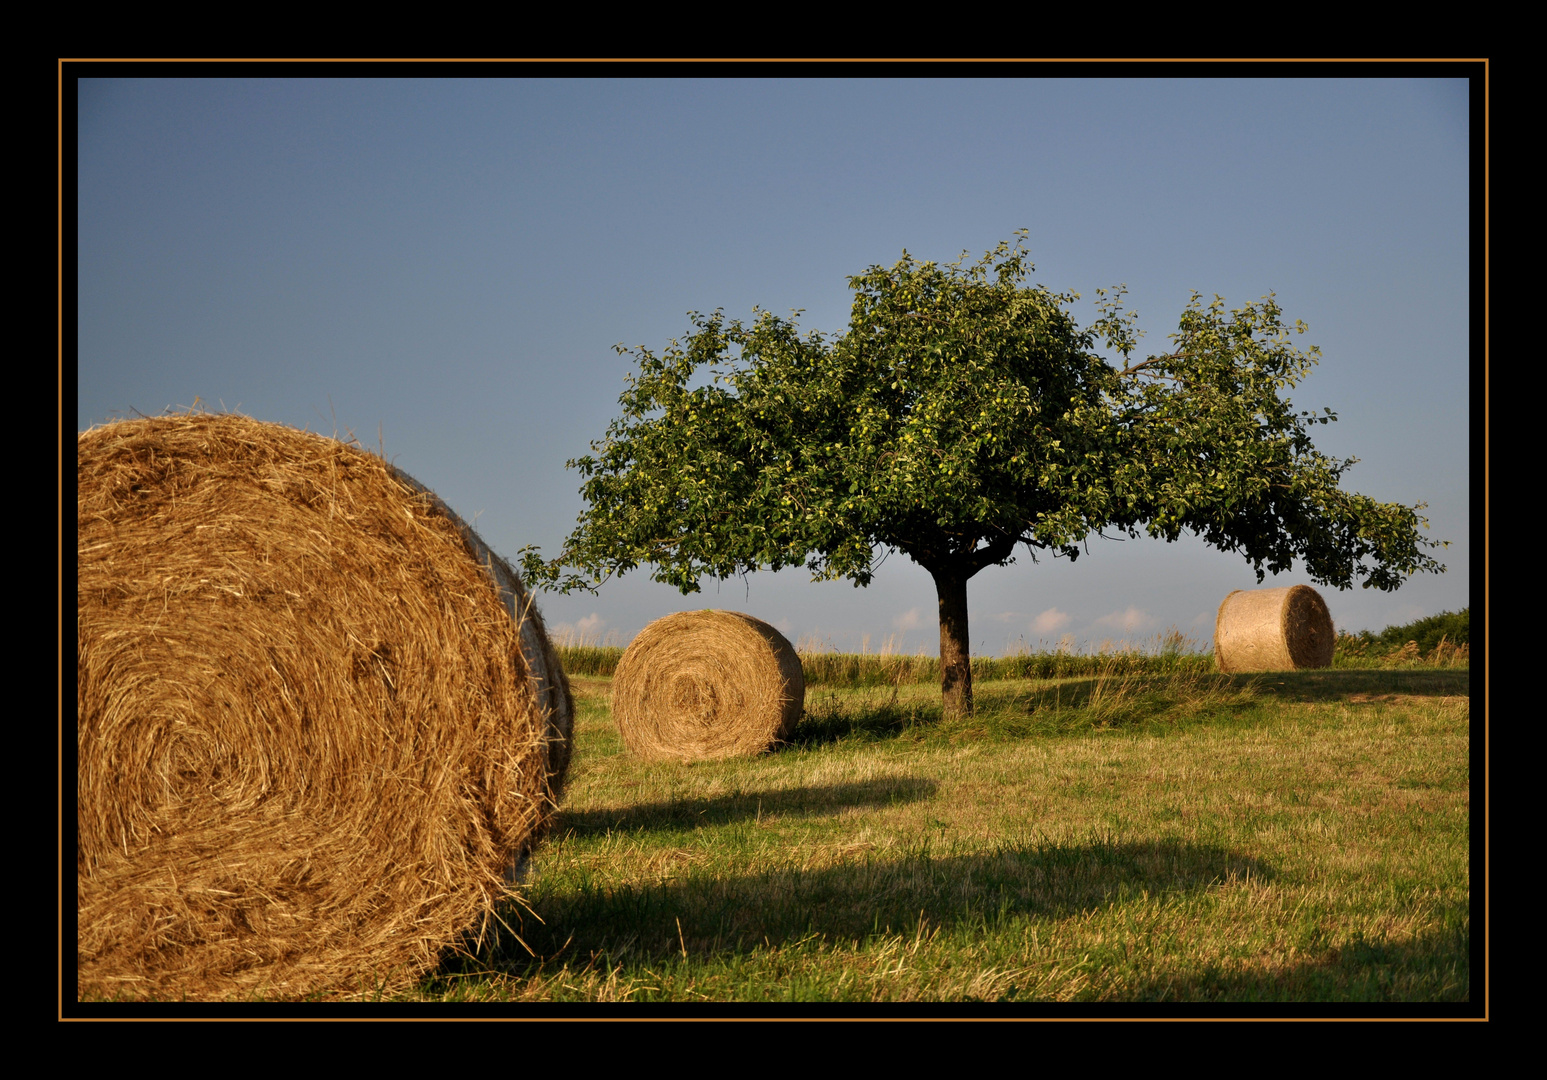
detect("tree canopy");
top-left (523, 233), bottom-right (1445, 716)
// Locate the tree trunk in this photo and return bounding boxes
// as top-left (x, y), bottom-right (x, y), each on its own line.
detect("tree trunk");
top-left (934, 567), bottom-right (973, 719)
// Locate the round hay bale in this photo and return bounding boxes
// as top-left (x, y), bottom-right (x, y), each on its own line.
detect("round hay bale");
top-left (77, 413), bottom-right (572, 1000)
top-left (611, 610), bottom-right (805, 761)
top-left (1213, 585), bottom-right (1336, 673)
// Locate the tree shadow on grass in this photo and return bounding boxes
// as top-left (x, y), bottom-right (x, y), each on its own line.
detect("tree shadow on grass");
top-left (1125, 913), bottom-right (1471, 1004)
top-left (793, 668), bottom-right (1470, 747)
top-left (793, 674), bottom-right (1256, 743)
top-left (788, 690), bottom-right (939, 747)
top-left (555, 777), bottom-right (939, 837)
top-left (1004, 668), bottom-right (1468, 712)
top-left (450, 838), bottom-right (1273, 977)
top-left (1234, 668), bottom-right (1469, 702)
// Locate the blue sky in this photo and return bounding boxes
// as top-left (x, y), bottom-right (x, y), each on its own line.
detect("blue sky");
top-left (76, 76), bottom-right (1473, 653)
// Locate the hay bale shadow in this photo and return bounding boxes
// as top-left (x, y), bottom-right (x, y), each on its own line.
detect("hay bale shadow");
top-left (463, 839), bottom-right (1273, 975)
top-left (555, 777), bottom-right (939, 836)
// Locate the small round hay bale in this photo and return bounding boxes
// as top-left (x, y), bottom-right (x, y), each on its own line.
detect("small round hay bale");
top-left (1214, 585), bottom-right (1336, 673)
top-left (612, 610), bottom-right (804, 761)
top-left (77, 414), bottom-right (571, 1000)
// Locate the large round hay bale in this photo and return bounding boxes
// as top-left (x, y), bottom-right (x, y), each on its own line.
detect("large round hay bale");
top-left (612, 610), bottom-right (804, 761)
top-left (1214, 585), bottom-right (1336, 673)
top-left (76, 414), bottom-right (572, 1000)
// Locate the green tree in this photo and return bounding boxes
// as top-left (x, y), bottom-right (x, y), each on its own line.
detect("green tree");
top-left (524, 233), bottom-right (1445, 718)
top-left (1378, 608), bottom-right (1469, 653)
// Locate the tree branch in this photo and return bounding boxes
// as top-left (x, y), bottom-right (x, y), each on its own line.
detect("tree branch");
top-left (1119, 350), bottom-right (1195, 378)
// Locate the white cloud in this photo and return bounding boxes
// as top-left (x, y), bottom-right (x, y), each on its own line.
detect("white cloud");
top-left (1032, 607), bottom-right (1071, 635)
top-left (774, 617), bottom-right (794, 635)
top-left (1095, 606), bottom-right (1154, 633)
top-left (893, 607), bottom-right (924, 631)
top-left (551, 613), bottom-right (607, 644)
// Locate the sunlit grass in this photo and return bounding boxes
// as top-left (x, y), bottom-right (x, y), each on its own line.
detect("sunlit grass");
top-left (417, 664), bottom-right (1471, 1003)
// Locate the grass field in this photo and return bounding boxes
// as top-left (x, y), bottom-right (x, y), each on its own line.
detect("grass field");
top-left (409, 658), bottom-right (1473, 1004)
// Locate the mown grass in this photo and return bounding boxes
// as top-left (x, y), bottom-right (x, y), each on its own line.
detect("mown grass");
top-left (411, 663), bottom-right (1471, 1004)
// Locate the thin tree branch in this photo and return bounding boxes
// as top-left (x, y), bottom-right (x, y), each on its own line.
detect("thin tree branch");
top-left (1119, 350), bottom-right (1196, 378)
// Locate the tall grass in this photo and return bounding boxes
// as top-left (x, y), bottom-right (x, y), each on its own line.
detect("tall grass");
top-left (554, 628), bottom-right (1223, 685)
top-left (1334, 633), bottom-right (1470, 669)
top-left (797, 631), bottom-right (1216, 687)
top-left (551, 647), bottom-right (1226, 683)
top-left (550, 628), bottom-right (628, 677)
top-left (1334, 609), bottom-right (1470, 668)
top-left (554, 618), bottom-right (1473, 684)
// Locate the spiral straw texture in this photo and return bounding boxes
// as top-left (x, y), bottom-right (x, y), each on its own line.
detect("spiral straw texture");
top-left (611, 611), bottom-right (805, 761)
top-left (76, 414), bottom-right (571, 1000)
